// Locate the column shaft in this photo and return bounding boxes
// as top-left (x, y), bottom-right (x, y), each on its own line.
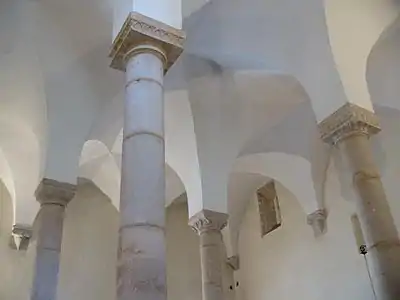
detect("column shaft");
top-left (319, 103), bottom-right (400, 300)
top-left (30, 179), bottom-right (76, 300)
top-left (117, 49), bottom-right (167, 300)
top-left (200, 230), bottom-right (225, 300)
top-left (109, 12), bottom-right (184, 300)
top-left (339, 134), bottom-right (400, 299)
top-left (190, 210), bottom-right (228, 300)
top-left (31, 205), bottom-right (66, 300)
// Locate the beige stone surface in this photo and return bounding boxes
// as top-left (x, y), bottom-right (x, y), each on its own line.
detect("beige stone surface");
top-left (110, 12), bottom-right (185, 71)
top-left (318, 103), bottom-right (380, 145)
top-left (320, 104), bottom-right (400, 299)
top-left (338, 134), bottom-right (400, 299)
top-left (30, 179), bottom-right (77, 300)
top-left (189, 210), bottom-right (228, 300)
top-left (117, 49), bottom-right (168, 300)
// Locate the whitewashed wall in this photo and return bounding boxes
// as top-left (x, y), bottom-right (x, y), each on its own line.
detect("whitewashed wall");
top-left (236, 172), bottom-right (375, 300)
top-left (166, 199), bottom-right (202, 300)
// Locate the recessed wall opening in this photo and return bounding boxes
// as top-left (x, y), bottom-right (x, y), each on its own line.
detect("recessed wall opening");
top-left (257, 181), bottom-right (282, 237)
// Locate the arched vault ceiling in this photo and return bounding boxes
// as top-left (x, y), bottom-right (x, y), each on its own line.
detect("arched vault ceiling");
top-left (5, 0), bottom-right (394, 224)
top-left (183, 0), bottom-right (347, 120)
top-left (78, 139), bottom-right (186, 210)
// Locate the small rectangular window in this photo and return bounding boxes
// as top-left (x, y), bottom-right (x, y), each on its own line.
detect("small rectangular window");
top-left (257, 181), bottom-right (282, 237)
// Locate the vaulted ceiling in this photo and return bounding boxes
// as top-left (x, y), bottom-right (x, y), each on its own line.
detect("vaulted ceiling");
top-left (0, 0), bottom-right (399, 237)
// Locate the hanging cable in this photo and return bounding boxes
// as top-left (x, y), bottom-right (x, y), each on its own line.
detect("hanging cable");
top-left (360, 245), bottom-right (377, 300)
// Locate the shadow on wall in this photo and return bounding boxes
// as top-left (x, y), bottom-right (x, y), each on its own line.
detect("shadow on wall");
top-left (166, 196), bottom-right (202, 300)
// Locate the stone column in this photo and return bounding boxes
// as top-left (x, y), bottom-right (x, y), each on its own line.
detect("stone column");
top-left (189, 210), bottom-right (228, 300)
top-left (109, 12), bottom-right (184, 300)
top-left (319, 103), bottom-right (400, 300)
top-left (30, 178), bottom-right (76, 300)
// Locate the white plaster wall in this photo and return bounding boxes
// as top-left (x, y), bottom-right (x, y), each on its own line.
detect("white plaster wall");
top-left (233, 153), bottom-right (320, 215)
top-left (166, 198), bottom-right (202, 300)
top-left (0, 182), bottom-right (200, 300)
top-left (236, 173), bottom-right (375, 300)
top-left (324, 0), bottom-right (399, 112)
top-left (165, 90), bottom-right (202, 217)
top-left (182, 0), bottom-right (208, 18)
top-left (113, 0), bottom-right (182, 39)
top-left (376, 111), bottom-right (400, 233)
top-left (57, 183), bottom-right (119, 300)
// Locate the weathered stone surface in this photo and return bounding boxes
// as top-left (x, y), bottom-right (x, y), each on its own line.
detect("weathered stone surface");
top-left (189, 209), bottom-right (228, 234)
top-left (110, 12), bottom-right (185, 72)
top-left (257, 181), bottom-right (282, 237)
top-left (320, 106), bottom-right (400, 299)
top-left (318, 103), bottom-right (380, 145)
top-left (338, 134), bottom-right (400, 300)
top-left (35, 178), bottom-right (76, 206)
top-left (189, 210), bottom-right (228, 300)
top-left (30, 179), bottom-right (76, 300)
top-left (117, 47), bottom-right (169, 300)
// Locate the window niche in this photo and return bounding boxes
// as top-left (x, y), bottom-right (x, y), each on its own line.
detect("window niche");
top-left (257, 181), bottom-right (282, 237)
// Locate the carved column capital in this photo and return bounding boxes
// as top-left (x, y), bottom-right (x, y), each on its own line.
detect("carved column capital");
top-left (10, 224), bottom-right (33, 251)
top-left (307, 209), bottom-right (328, 237)
top-left (318, 103), bottom-right (381, 145)
top-left (189, 210), bottom-right (228, 235)
top-left (109, 12), bottom-right (185, 72)
top-left (35, 178), bottom-right (76, 206)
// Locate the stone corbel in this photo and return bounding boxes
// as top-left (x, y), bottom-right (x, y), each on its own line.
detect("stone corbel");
top-left (10, 224), bottom-right (33, 251)
top-left (307, 209), bottom-right (328, 238)
top-left (227, 255), bottom-right (240, 271)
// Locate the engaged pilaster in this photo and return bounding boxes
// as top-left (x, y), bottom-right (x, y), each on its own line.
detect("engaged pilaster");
top-left (319, 103), bottom-right (400, 300)
top-left (190, 210), bottom-right (228, 300)
top-left (30, 178), bottom-right (76, 300)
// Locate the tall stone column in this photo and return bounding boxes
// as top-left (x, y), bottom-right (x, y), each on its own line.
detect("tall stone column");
top-left (189, 210), bottom-right (228, 300)
top-left (30, 178), bottom-right (76, 300)
top-left (109, 12), bottom-right (184, 300)
top-left (319, 103), bottom-right (400, 300)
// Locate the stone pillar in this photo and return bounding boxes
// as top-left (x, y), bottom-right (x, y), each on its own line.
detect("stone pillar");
top-left (319, 103), bottom-right (400, 300)
top-left (30, 178), bottom-right (76, 300)
top-left (189, 210), bottom-right (228, 300)
top-left (109, 12), bottom-right (184, 300)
